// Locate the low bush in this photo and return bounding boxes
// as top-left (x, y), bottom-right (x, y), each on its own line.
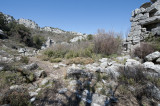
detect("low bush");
top-left (0, 88), bottom-right (31, 106)
top-left (134, 42), bottom-right (155, 59)
top-left (38, 55), bottom-right (49, 61)
top-left (94, 30), bottom-right (122, 56)
top-left (34, 81), bottom-right (62, 106)
top-left (32, 35), bottom-right (46, 49)
top-left (87, 34), bottom-right (93, 40)
top-left (118, 66), bottom-right (147, 85)
top-left (43, 41), bottom-right (94, 59)
top-left (20, 56), bottom-right (29, 64)
top-left (0, 71), bottom-right (26, 86)
top-left (49, 58), bottom-right (62, 63)
top-left (66, 57), bottom-right (94, 65)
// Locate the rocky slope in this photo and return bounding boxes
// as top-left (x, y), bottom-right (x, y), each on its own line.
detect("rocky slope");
top-left (1, 1), bottom-right (160, 105)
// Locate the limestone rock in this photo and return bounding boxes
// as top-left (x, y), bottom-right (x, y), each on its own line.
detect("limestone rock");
top-left (105, 65), bottom-right (122, 79)
top-left (41, 26), bottom-right (65, 34)
top-left (29, 91), bottom-right (38, 97)
top-left (85, 64), bottom-right (101, 72)
top-left (70, 34), bottom-right (88, 42)
top-left (146, 83), bottom-right (160, 101)
top-left (4, 13), bottom-right (15, 23)
top-left (91, 94), bottom-right (107, 106)
top-left (156, 57), bottom-right (160, 63)
top-left (40, 78), bottom-right (49, 86)
top-left (125, 0), bottom-right (160, 51)
top-left (23, 63), bottom-right (38, 70)
top-left (41, 37), bottom-right (55, 49)
top-left (67, 64), bottom-right (92, 78)
top-left (125, 59), bottom-right (141, 66)
top-left (17, 18), bottom-right (40, 29)
top-left (145, 51), bottom-right (160, 61)
top-left (30, 97), bottom-right (36, 102)
top-left (143, 62), bottom-right (160, 73)
top-left (34, 70), bottom-right (47, 78)
top-left (18, 48), bottom-right (27, 53)
top-left (0, 66), bottom-right (4, 71)
top-left (58, 88), bottom-right (68, 94)
top-left (0, 29), bottom-right (4, 35)
top-left (99, 58), bottom-right (108, 63)
top-left (10, 85), bottom-right (23, 90)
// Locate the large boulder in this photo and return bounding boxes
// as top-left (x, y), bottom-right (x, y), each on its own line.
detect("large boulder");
top-left (143, 62), bottom-right (160, 73)
top-left (145, 51), bottom-right (160, 62)
top-left (67, 64), bottom-right (92, 78)
top-left (156, 57), bottom-right (160, 63)
top-left (105, 65), bottom-right (121, 79)
top-left (85, 63), bottom-right (101, 72)
top-left (145, 84), bottom-right (160, 101)
top-left (125, 59), bottom-right (141, 67)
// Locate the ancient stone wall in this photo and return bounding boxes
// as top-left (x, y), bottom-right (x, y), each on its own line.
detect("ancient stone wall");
top-left (126, 0), bottom-right (160, 51)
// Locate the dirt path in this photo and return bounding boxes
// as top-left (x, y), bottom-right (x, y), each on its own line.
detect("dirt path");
top-left (29, 56), bottom-right (67, 80)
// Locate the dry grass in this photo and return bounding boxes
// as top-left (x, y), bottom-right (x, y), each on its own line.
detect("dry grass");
top-left (66, 57), bottom-right (94, 65)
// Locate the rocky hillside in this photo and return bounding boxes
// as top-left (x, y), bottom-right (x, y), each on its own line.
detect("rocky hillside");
top-left (1, 0), bottom-right (160, 106)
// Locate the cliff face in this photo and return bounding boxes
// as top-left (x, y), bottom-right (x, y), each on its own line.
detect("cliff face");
top-left (126, 0), bottom-right (160, 50)
top-left (17, 18), bottom-right (40, 29)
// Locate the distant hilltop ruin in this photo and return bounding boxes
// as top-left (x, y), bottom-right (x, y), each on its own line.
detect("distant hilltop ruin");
top-left (126, 0), bottom-right (160, 51)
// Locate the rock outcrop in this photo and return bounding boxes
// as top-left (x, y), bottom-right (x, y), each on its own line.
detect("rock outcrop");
top-left (70, 34), bottom-right (88, 42)
top-left (4, 14), bottom-right (15, 23)
top-left (40, 26), bottom-right (65, 34)
top-left (126, 0), bottom-right (160, 51)
top-left (41, 37), bottom-right (55, 49)
top-left (17, 18), bottom-right (40, 29)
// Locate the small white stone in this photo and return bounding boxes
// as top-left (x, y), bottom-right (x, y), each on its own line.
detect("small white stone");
top-left (30, 97), bottom-right (36, 102)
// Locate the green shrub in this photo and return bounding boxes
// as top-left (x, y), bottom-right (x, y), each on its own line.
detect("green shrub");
top-left (44, 49), bottom-right (66, 58)
top-left (118, 66), bottom-right (146, 85)
top-left (0, 12), bottom-right (8, 31)
top-left (87, 34), bottom-right (93, 40)
top-left (65, 47), bottom-right (93, 59)
top-left (0, 71), bottom-right (26, 86)
top-left (66, 57), bottom-right (94, 65)
top-left (44, 50), bottom-right (54, 57)
top-left (40, 55), bottom-right (49, 61)
top-left (32, 35), bottom-right (46, 49)
top-left (49, 58), bottom-right (62, 63)
top-left (20, 56), bottom-right (29, 64)
top-left (65, 51), bottom-right (79, 59)
top-left (0, 89), bottom-right (31, 106)
top-left (100, 88), bottom-right (106, 95)
top-left (96, 72), bottom-right (102, 82)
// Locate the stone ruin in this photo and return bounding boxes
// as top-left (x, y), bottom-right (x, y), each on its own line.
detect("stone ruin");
top-left (125, 0), bottom-right (160, 51)
top-left (41, 37), bottom-right (55, 49)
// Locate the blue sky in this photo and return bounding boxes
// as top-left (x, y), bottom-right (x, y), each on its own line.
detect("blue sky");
top-left (0, 0), bottom-right (149, 34)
